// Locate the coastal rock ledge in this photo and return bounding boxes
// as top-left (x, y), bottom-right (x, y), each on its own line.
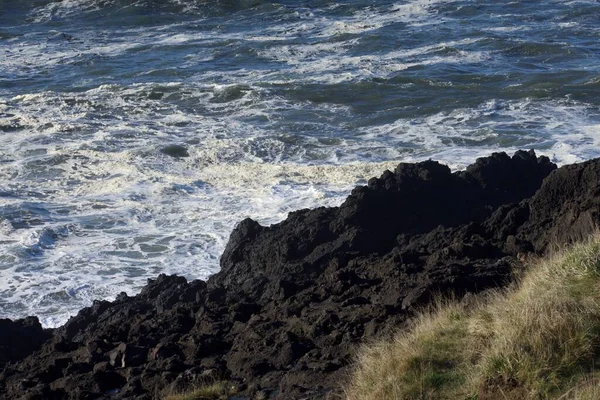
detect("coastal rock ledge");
top-left (2, 150), bottom-right (600, 400)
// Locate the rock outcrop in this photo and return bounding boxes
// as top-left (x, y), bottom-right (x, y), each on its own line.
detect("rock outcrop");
top-left (0, 317), bottom-right (51, 371)
top-left (2, 150), bottom-right (600, 399)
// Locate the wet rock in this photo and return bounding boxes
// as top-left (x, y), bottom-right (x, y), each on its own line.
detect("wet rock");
top-left (160, 144), bottom-right (189, 158)
top-left (48, 32), bottom-right (75, 42)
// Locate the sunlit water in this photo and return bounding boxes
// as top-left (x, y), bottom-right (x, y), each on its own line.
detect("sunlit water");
top-left (1, 0), bottom-right (599, 327)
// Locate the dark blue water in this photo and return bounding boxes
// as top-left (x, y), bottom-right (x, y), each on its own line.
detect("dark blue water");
top-left (1, 0), bottom-right (599, 326)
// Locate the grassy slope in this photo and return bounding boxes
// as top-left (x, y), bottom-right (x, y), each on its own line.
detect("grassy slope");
top-left (346, 235), bottom-right (600, 400)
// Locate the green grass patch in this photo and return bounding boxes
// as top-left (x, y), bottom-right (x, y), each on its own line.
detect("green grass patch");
top-left (346, 234), bottom-right (600, 400)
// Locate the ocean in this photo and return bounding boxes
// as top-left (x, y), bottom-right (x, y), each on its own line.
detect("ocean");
top-left (1, 0), bottom-right (599, 327)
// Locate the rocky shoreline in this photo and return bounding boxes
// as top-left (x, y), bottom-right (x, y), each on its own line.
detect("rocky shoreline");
top-left (2, 150), bottom-right (600, 400)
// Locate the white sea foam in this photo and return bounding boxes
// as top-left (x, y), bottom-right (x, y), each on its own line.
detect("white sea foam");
top-left (0, 33), bottom-right (144, 79)
top-left (3, 89), bottom-right (600, 327)
top-left (0, 154), bottom-right (395, 326)
top-left (357, 98), bottom-right (600, 168)
top-left (256, 36), bottom-right (489, 84)
top-left (486, 26), bottom-right (532, 33)
top-left (1, 0), bottom-right (470, 87)
top-left (0, 83), bottom-right (394, 326)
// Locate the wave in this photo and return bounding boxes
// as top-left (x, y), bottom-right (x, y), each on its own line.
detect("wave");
top-left (2, 0), bottom-right (600, 328)
top-left (24, 0), bottom-right (275, 23)
top-left (2, 85), bottom-right (600, 327)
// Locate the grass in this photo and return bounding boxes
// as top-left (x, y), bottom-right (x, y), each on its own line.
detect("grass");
top-left (346, 234), bottom-right (600, 400)
top-left (163, 381), bottom-right (236, 400)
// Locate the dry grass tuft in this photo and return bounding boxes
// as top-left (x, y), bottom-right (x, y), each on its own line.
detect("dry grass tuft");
top-left (163, 381), bottom-right (236, 400)
top-left (346, 234), bottom-right (600, 400)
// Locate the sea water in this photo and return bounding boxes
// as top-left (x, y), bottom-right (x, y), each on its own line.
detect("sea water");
top-left (1, 0), bottom-right (599, 327)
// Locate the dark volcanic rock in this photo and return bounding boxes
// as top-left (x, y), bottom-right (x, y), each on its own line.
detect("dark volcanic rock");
top-left (516, 158), bottom-right (600, 252)
top-left (160, 144), bottom-right (189, 158)
top-left (0, 317), bottom-right (51, 370)
top-left (3, 150), bottom-right (600, 400)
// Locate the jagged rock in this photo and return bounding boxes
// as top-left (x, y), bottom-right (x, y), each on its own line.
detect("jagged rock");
top-left (3, 151), bottom-right (600, 400)
top-left (516, 158), bottom-right (600, 252)
top-left (0, 316), bottom-right (52, 370)
top-left (109, 343), bottom-right (147, 368)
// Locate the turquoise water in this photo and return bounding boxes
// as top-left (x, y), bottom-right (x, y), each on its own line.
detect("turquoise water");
top-left (1, 0), bottom-right (599, 326)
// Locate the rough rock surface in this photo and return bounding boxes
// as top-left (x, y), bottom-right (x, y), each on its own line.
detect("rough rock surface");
top-left (2, 150), bottom-right (599, 400)
top-left (0, 317), bottom-right (51, 370)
